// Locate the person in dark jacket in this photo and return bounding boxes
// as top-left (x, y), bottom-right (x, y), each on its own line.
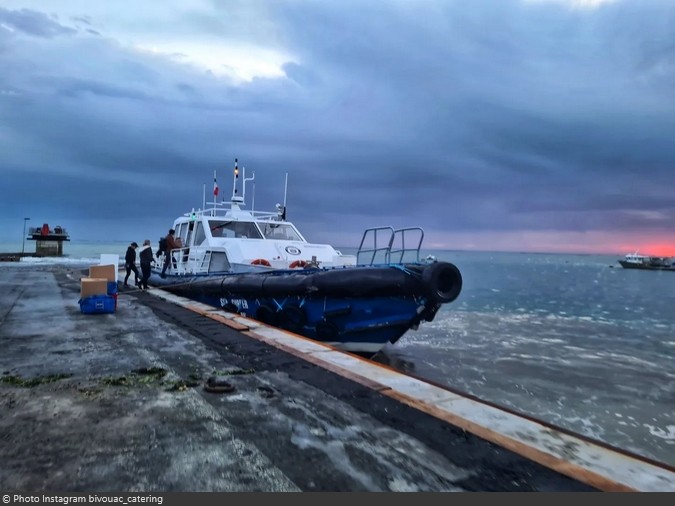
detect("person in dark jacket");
top-left (156, 236), bottom-right (166, 258)
top-left (160, 229), bottom-right (181, 278)
top-left (138, 239), bottom-right (154, 290)
top-left (124, 242), bottom-right (141, 288)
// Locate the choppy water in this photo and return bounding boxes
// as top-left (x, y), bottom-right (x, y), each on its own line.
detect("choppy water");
top-left (374, 250), bottom-right (675, 467)
top-left (3, 241), bottom-right (673, 466)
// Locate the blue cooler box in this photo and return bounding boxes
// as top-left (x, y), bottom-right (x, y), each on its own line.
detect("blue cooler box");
top-left (106, 282), bottom-right (118, 310)
top-left (79, 294), bottom-right (116, 314)
top-left (107, 281), bottom-right (118, 295)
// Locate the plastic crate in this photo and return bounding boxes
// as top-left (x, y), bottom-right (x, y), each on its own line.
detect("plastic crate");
top-left (79, 294), bottom-right (116, 314)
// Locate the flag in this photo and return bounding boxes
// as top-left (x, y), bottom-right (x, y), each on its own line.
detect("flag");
top-left (213, 170), bottom-right (219, 197)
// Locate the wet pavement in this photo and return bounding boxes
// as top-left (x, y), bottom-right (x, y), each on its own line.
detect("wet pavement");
top-left (0, 264), bottom-right (599, 492)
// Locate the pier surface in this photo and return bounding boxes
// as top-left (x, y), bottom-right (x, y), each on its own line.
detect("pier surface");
top-left (1, 264), bottom-right (673, 492)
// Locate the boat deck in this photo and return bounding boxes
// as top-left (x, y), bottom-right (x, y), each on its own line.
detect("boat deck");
top-left (1, 264), bottom-right (673, 492)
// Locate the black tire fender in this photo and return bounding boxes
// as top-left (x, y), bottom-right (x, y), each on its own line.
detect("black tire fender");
top-left (315, 319), bottom-right (340, 341)
top-left (279, 305), bottom-right (307, 333)
top-left (222, 303), bottom-right (239, 314)
top-left (422, 262), bottom-right (462, 304)
top-left (255, 304), bottom-right (278, 326)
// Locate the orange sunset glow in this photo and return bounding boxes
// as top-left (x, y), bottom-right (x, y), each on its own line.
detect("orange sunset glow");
top-left (629, 242), bottom-right (675, 257)
top-left (425, 231), bottom-right (675, 256)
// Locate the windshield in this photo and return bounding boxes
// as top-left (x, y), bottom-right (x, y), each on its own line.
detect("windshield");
top-left (209, 220), bottom-right (263, 239)
top-left (259, 223), bottom-right (302, 241)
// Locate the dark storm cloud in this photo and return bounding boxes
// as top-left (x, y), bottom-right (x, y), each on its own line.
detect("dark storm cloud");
top-left (1, 0), bottom-right (674, 250)
top-left (0, 7), bottom-right (75, 37)
top-left (254, 0), bottom-right (675, 234)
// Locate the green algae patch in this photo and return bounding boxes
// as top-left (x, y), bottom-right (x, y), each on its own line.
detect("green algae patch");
top-left (101, 367), bottom-right (168, 388)
top-left (78, 386), bottom-right (103, 398)
top-left (100, 367), bottom-right (203, 393)
top-left (132, 367), bottom-right (168, 378)
top-left (166, 379), bottom-right (201, 392)
top-left (1, 373), bottom-right (72, 387)
top-left (101, 375), bottom-right (133, 387)
top-left (212, 368), bottom-right (255, 376)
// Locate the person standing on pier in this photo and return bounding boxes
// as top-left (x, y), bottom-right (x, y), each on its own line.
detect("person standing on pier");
top-left (138, 239), bottom-right (154, 290)
top-left (124, 242), bottom-right (141, 288)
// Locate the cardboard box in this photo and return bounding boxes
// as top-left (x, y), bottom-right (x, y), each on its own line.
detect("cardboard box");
top-left (79, 294), bottom-right (116, 314)
top-left (89, 264), bottom-right (116, 282)
top-left (99, 254), bottom-right (119, 282)
top-left (80, 278), bottom-right (109, 298)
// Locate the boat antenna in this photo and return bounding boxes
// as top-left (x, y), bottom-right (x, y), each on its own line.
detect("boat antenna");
top-left (243, 167), bottom-right (255, 208)
top-left (231, 158), bottom-right (243, 205)
top-left (282, 172), bottom-right (288, 220)
top-left (202, 183), bottom-right (206, 211)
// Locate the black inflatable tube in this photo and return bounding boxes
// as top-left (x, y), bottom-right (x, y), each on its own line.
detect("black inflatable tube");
top-left (422, 261), bottom-right (463, 303)
top-left (164, 262), bottom-right (462, 303)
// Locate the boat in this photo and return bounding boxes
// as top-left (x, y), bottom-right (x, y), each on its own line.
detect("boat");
top-left (149, 159), bottom-right (463, 356)
top-left (617, 251), bottom-right (675, 271)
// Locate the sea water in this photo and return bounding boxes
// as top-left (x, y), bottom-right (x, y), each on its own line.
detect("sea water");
top-left (375, 250), bottom-right (675, 467)
top-left (3, 241), bottom-right (673, 466)
top-left (0, 240), bottom-right (132, 266)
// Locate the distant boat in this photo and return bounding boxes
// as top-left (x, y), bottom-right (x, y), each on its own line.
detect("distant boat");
top-left (617, 251), bottom-right (675, 271)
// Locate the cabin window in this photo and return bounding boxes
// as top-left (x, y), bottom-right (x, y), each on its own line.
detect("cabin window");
top-left (209, 220), bottom-right (262, 239)
top-left (185, 221), bottom-right (195, 247)
top-left (259, 223), bottom-right (302, 241)
top-left (194, 222), bottom-right (206, 245)
top-left (208, 252), bottom-right (230, 273)
top-left (176, 223), bottom-right (188, 246)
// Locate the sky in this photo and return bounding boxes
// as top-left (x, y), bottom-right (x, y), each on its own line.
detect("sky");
top-left (1, 0), bottom-right (674, 255)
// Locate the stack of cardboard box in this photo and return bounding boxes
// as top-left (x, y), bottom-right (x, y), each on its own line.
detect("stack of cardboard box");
top-left (79, 264), bottom-right (118, 314)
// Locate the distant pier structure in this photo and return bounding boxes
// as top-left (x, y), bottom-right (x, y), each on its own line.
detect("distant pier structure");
top-left (27, 223), bottom-right (70, 256)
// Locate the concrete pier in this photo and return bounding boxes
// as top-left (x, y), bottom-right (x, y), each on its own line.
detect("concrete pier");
top-left (1, 264), bottom-right (673, 492)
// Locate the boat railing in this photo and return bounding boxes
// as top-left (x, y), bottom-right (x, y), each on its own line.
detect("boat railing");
top-left (356, 226), bottom-right (424, 266)
top-left (186, 202), bottom-right (281, 221)
top-left (357, 227), bottom-right (394, 265)
top-left (164, 247), bottom-right (211, 276)
top-left (28, 226), bottom-right (69, 237)
top-left (389, 227), bottom-right (424, 264)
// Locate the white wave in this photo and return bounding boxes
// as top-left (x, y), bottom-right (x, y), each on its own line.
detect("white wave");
top-left (645, 424), bottom-right (675, 442)
top-left (539, 338), bottom-right (566, 344)
top-left (1, 257), bottom-right (103, 267)
top-left (594, 351), bottom-right (659, 369)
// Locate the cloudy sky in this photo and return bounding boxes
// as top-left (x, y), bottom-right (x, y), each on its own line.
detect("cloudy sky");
top-left (1, 0), bottom-right (674, 255)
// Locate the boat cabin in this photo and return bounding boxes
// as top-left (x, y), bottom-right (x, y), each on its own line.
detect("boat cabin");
top-left (158, 200), bottom-right (356, 277)
top-left (153, 161), bottom-right (426, 280)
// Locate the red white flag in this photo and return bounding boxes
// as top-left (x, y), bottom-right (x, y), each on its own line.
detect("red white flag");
top-left (213, 170), bottom-right (219, 197)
